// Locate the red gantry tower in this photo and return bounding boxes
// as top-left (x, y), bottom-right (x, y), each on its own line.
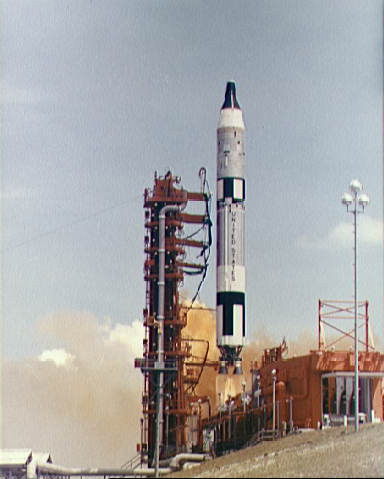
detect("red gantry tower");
top-left (135, 170), bottom-right (212, 468)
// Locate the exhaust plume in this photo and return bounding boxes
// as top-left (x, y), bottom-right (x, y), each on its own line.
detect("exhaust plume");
top-left (1, 312), bottom-right (143, 468)
top-left (182, 302), bottom-right (219, 404)
top-left (3, 304), bottom-right (379, 468)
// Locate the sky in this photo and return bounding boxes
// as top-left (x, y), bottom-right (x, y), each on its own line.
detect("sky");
top-left (0, 0), bottom-right (383, 463)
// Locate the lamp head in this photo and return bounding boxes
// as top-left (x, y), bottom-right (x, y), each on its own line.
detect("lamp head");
top-left (341, 192), bottom-right (353, 207)
top-left (358, 193), bottom-right (370, 208)
top-left (350, 179), bottom-right (362, 194)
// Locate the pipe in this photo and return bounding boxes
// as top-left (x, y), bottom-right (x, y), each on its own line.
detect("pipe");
top-left (154, 203), bottom-right (186, 478)
top-left (169, 453), bottom-right (206, 470)
top-left (35, 453), bottom-right (205, 477)
top-left (272, 375), bottom-right (276, 431)
top-left (37, 462), bottom-right (172, 477)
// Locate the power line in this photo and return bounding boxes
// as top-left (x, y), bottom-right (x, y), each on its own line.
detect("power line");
top-left (2, 196), bottom-right (141, 252)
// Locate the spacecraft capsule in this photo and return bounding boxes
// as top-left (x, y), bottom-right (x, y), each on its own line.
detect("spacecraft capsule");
top-left (216, 81), bottom-right (246, 373)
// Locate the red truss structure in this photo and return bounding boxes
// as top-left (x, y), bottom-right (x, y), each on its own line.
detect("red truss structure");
top-left (135, 170), bottom-right (213, 466)
top-left (318, 299), bottom-right (375, 352)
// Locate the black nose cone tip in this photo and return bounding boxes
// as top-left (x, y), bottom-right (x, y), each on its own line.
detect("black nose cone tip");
top-left (222, 81), bottom-right (241, 110)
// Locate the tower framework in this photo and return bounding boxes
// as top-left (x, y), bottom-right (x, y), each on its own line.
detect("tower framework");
top-left (135, 171), bottom-right (212, 466)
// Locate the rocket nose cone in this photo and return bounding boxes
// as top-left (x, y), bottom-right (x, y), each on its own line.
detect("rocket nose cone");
top-left (222, 81), bottom-right (241, 110)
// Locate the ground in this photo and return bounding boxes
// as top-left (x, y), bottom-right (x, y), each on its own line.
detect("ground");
top-left (166, 423), bottom-right (384, 478)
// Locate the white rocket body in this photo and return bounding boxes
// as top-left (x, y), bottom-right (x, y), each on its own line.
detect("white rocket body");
top-left (216, 82), bottom-right (245, 373)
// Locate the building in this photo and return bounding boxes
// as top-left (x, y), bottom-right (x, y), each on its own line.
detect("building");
top-left (255, 347), bottom-right (384, 430)
top-left (0, 450), bottom-right (52, 479)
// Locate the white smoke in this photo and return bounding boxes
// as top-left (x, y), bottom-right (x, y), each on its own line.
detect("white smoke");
top-left (38, 348), bottom-right (75, 367)
top-left (1, 312), bottom-right (143, 468)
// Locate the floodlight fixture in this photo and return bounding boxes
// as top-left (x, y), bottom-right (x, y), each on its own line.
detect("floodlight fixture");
top-left (358, 193), bottom-right (370, 209)
top-left (350, 179), bottom-right (362, 193)
top-left (341, 193), bottom-right (353, 206)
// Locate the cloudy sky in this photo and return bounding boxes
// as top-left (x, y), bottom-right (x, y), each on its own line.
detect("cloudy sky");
top-left (1, 2), bottom-right (383, 367)
top-left (1, 0), bottom-right (383, 466)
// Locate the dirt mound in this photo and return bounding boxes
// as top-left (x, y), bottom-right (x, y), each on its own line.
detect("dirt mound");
top-left (167, 423), bottom-right (384, 478)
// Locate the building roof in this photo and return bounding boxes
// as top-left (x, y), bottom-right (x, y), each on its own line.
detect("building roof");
top-left (0, 450), bottom-right (52, 468)
top-left (0, 449), bottom-right (32, 467)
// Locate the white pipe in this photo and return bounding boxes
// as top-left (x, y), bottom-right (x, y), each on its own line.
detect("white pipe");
top-left (169, 453), bottom-right (206, 470)
top-left (159, 452), bottom-right (207, 467)
top-left (35, 453), bottom-right (205, 477)
top-left (154, 202), bottom-right (186, 478)
top-left (37, 462), bottom-right (172, 476)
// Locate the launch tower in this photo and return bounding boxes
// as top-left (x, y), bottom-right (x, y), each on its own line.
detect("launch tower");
top-left (135, 171), bottom-right (212, 468)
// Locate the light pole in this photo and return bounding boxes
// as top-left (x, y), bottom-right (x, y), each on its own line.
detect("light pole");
top-left (241, 380), bottom-right (247, 413)
top-left (228, 397), bottom-right (234, 441)
top-left (341, 179), bottom-right (370, 432)
top-left (255, 374), bottom-right (261, 409)
top-left (271, 369), bottom-right (277, 432)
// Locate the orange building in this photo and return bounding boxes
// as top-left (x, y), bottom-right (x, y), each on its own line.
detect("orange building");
top-left (257, 348), bottom-right (384, 430)
top-left (201, 301), bottom-right (384, 456)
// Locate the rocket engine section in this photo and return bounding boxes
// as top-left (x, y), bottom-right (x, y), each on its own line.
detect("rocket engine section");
top-left (216, 81), bottom-right (246, 375)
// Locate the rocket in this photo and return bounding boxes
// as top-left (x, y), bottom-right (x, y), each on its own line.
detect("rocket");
top-left (216, 81), bottom-right (246, 375)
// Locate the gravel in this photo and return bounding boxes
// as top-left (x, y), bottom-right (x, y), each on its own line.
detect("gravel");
top-left (166, 423), bottom-right (384, 478)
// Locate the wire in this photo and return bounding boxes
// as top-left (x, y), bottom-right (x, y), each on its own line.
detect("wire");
top-left (184, 224), bottom-right (205, 240)
top-left (2, 196), bottom-right (141, 252)
top-left (183, 170), bottom-right (212, 311)
top-left (183, 338), bottom-right (210, 395)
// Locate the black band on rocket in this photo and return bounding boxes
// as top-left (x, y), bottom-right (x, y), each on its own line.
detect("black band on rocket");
top-left (217, 178), bottom-right (245, 202)
top-left (217, 291), bottom-right (245, 336)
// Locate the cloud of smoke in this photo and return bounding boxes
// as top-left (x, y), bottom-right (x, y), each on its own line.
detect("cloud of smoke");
top-left (38, 348), bottom-right (75, 366)
top-left (181, 310), bottom-right (323, 408)
top-left (3, 304), bottom-right (379, 469)
top-left (1, 312), bottom-right (143, 468)
top-left (182, 303), bottom-right (217, 361)
top-left (182, 302), bottom-right (219, 405)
